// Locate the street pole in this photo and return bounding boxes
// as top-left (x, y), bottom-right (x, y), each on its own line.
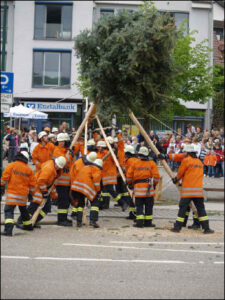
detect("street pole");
top-left (0, 0), bottom-right (7, 177)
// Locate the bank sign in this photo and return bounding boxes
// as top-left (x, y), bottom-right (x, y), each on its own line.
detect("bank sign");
top-left (25, 102), bottom-right (77, 113)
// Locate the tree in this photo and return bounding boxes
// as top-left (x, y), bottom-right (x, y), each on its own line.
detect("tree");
top-left (212, 64), bottom-right (224, 128)
top-left (74, 2), bottom-right (178, 125)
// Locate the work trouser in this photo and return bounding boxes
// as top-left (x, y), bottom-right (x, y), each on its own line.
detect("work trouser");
top-left (101, 184), bottom-right (119, 208)
top-left (135, 197), bottom-right (154, 227)
top-left (26, 196), bottom-right (51, 224)
top-left (183, 206), bottom-right (200, 227)
top-left (71, 191), bottom-right (85, 224)
top-left (116, 177), bottom-right (130, 206)
top-left (174, 197), bottom-right (210, 230)
top-left (56, 185), bottom-right (70, 223)
top-left (90, 196), bottom-right (100, 222)
top-left (4, 204), bottom-right (32, 234)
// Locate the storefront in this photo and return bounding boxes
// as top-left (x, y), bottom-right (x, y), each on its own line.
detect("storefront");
top-left (21, 99), bottom-right (83, 132)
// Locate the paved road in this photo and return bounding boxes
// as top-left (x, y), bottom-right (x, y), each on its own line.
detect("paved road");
top-left (1, 217), bottom-right (224, 299)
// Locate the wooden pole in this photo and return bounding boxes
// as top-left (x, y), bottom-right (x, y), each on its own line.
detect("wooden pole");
top-left (95, 115), bottom-right (133, 199)
top-left (128, 110), bottom-right (198, 215)
top-left (70, 102), bottom-right (96, 150)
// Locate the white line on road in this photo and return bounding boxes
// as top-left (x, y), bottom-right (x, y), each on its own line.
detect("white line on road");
top-left (63, 243), bottom-right (224, 255)
top-left (110, 241), bottom-right (224, 246)
top-left (214, 261), bottom-right (224, 264)
top-left (1, 256), bottom-right (30, 259)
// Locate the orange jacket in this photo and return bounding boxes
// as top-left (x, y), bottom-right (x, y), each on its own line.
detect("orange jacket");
top-left (92, 132), bottom-right (102, 143)
top-left (126, 158), bottom-right (160, 198)
top-left (53, 145), bottom-right (72, 186)
top-left (1, 161), bottom-right (36, 206)
top-left (168, 153), bottom-right (185, 162)
top-left (71, 165), bottom-right (102, 201)
top-left (97, 149), bottom-right (107, 159)
top-left (204, 154), bottom-right (217, 166)
top-left (32, 142), bottom-right (55, 172)
top-left (102, 150), bottom-right (117, 185)
top-left (177, 156), bottom-right (204, 198)
top-left (70, 157), bottom-right (90, 185)
top-left (125, 157), bottom-right (139, 184)
top-left (117, 134), bottom-right (125, 169)
top-left (32, 160), bottom-right (61, 205)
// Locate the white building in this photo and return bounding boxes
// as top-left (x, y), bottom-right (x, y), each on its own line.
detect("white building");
top-left (1, 1), bottom-right (217, 132)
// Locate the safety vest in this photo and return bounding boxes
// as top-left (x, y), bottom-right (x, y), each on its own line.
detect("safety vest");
top-left (177, 156), bottom-right (204, 198)
top-left (1, 161), bottom-right (36, 206)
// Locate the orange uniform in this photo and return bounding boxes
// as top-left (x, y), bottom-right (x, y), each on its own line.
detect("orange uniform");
top-left (102, 150), bottom-right (117, 185)
top-left (117, 132), bottom-right (125, 168)
top-left (204, 154), bottom-right (217, 166)
top-left (71, 165), bottom-right (102, 201)
top-left (127, 158), bottom-right (160, 198)
top-left (1, 161), bottom-right (36, 206)
top-left (70, 157), bottom-right (89, 186)
top-left (32, 160), bottom-right (61, 205)
top-left (53, 145), bottom-right (72, 186)
top-left (177, 156), bottom-right (204, 198)
top-left (168, 153), bottom-right (185, 162)
top-left (32, 142), bottom-right (55, 172)
top-left (92, 132), bottom-right (102, 143)
top-left (125, 156), bottom-right (139, 184)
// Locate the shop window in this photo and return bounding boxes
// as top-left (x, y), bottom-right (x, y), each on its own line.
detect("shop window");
top-left (34, 2), bottom-right (72, 40)
top-left (32, 50), bottom-right (71, 87)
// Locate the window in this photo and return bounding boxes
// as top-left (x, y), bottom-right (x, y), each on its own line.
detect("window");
top-left (1, 6), bottom-right (8, 43)
top-left (32, 50), bottom-right (71, 88)
top-left (34, 2), bottom-right (72, 40)
top-left (100, 8), bottom-right (115, 16)
top-left (160, 11), bottom-right (189, 35)
top-left (214, 28), bottom-right (224, 41)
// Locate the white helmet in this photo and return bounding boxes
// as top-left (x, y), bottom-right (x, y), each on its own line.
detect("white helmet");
top-left (38, 131), bottom-right (48, 140)
top-left (138, 146), bottom-right (149, 156)
top-left (86, 151), bottom-right (97, 163)
top-left (20, 151), bottom-right (29, 161)
top-left (125, 145), bottom-right (135, 154)
top-left (52, 127), bottom-right (59, 133)
top-left (106, 136), bottom-right (114, 144)
top-left (94, 159), bottom-right (103, 168)
top-left (57, 133), bottom-right (67, 142)
top-left (55, 156), bottom-right (66, 169)
top-left (87, 139), bottom-right (95, 146)
top-left (97, 140), bottom-right (106, 147)
top-left (114, 137), bottom-right (118, 143)
top-left (64, 133), bottom-right (70, 141)
top-left (48, 133), bottom-right (56, 139)
top-left (183, 145), bottom-right (196, 153)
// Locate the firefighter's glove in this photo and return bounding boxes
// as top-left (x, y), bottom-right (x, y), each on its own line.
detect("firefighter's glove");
top-left (42, 191), bottom-right (48, 200)
top-left (172, 177), bottom-right (178, 184)
top-left (0, 186), bottom-right (5, 197)
top-left (67, 147), bottom-right (74, 156)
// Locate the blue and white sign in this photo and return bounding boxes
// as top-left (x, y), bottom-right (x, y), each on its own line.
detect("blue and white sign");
top-left (24, 102), bottom-right (77, 113)
top-left (0, 72), bottom-right (14, 94)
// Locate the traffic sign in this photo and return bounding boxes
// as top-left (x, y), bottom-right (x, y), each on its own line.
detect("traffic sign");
top-left (1, 103), bottom-right (10, 113)
top-left (1, 93), bottom-right (13, 104)
top-left (0, 72), bottom-right (14, 94)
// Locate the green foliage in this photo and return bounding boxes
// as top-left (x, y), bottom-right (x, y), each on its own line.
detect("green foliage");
top-left (213, 64), bottom-right (224, 92)
top-left (171, 22), bottom-right (214, 104)
top-left (74, 2), bottom-right (178, 121)
top-left (212, 64), bottom-right (224, 127)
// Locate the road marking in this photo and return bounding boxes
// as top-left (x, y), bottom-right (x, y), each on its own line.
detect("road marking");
top-left (214, 261), bottom-right (224, 264)
top-left (63, 243), bottom-right (224, 255)
top-left (1, 255), bottom-right (30, 259)
top-left (110, 241), bottom-right (224, 246)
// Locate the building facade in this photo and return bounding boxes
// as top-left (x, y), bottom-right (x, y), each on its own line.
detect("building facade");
top-left (1, 1), bottom-right (218, 132)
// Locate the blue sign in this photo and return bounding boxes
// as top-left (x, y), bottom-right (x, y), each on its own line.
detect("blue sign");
top-left (0, 72), bottom-right (14, 94)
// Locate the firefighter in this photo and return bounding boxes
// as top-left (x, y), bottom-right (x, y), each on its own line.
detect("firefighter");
top-left (127, 147), bottom-right (160, 228)
top-left (70, 158), bottom-right (103, 228)
top-left (70, 151), bottom-right (97, 219)
top-left (170, 145), bottom-right (214, 234)
top-left (1, 151), bottom-right (36, 236)
top-left (23, 156), bottom-right (66, 228)
top-left (32, 131), bottom-right (55, 173)
top-left (124, 145), bottom-right (139, 220)
top-left (53, 133), bottom-right (73, 226)
top-left (87, 139), bottom-right (98, 153)
top-left (157, 150), bottom-right (200, 229)
top-left (48, 133), bottom-right (57, 145)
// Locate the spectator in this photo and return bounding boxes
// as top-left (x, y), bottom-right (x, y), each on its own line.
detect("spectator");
top-left (195, 126), bottom-right (203, 141)
top-left (131, 136), bottom-right (139, 152)
top-left (205, 150), bottom-right (217, 178)
top-left (29, 133), bottom-right (38, 156)
top-left (187, 123), bottom-right (196, 138)
top-left (199, 143), bottom-right (207, 175)
top-left (175, 135), bottom-right (182, 147)
top-left (19, 136), bottom-right (29, 152)
top-left (137, 132), bottom-right (145, 144)
top-left (191, 137), bottom-right (201, 158)
top-left (149, 130), bottom-right (159, 142)
top-left (206, 137), bottom-right (214, 150)
top-left (203, 150), bottom-right (210, 177)
top-left (168, 145), bottom-right (175, 171)
top-left (6, 128), bottom-right (17, 163)
top-left (214, 141), bottom-right (223, 177)
top-left (161, 134), bottom-right (172, 154)
top-left (122, 129), bottom-right (131, 143)
top-left (220, 127), bottom-right (224, 139)
top-left (220, 148), bottom-right (224, 178)
top-left (52, 127), bottom-right (59, 135)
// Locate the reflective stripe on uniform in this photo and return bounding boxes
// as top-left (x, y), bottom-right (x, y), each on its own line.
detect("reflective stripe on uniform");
top-left (94, 183), bottom-right (100, 187)
top-left (40, 210), bottom-right (46, 217)
top-left (1, 179), bottom-right (7, 184)
top-left (199, 216), bottom-right (209, 221)
top-left (23, 220), bottom-right (32, 226)
top-left (57, 209), bottom-right (68, 214)
top-left (56, 180), bottom-right (70, 185)
top-left (5, 218), bottom-right (14, 224)
top-left (181, 192), bottom-right (204, 196)
top-left (101, 192), bottom-right (110, 197)
top-left (72, 186), bottom-right (94, 200)
top-left (176, 217), bottom-right (184, 222)
top-left (145, 215), bottom-right (153, 220)
top-left (114, 194), bottom-right (121, 201)
top-left (7, 193), bottom-right (27, 200)
top-left (29, 188), bottom-right (35, 192)
top-left (181, 188), bottom-right (203, 191)
top-left (90, 206), bottom-right (99, 212)
top-left (72, 207), bottom-right (78, 213)
top-left (193, 214), bottom-right (198, 219)
top-left (77, 207), bottom-right (84, 212)
top-left (129, 207), bottom-right (136, 212)
top-left (6, 199), bottom-right (27, 205)
top-left (136, 215), bottom-right (144, 220)
top-left (185, 211), bottom-right (190, 216)
top-left (72, 181), bottom-right (95, 197)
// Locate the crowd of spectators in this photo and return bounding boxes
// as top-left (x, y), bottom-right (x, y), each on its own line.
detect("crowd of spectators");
top-left (2, 122), bottom-right (224, 179)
